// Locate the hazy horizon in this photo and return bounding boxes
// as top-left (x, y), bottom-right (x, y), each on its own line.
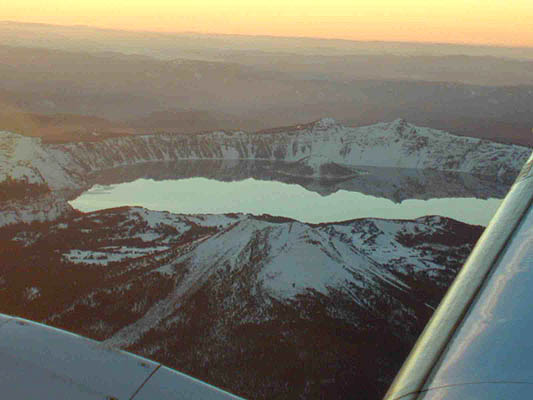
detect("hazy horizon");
top-left (1, 17), bottom-right (532, 147)
top-left (2, 19), bottom-right (533, 53)
top-left (3, 0), bottom-right (533, 47)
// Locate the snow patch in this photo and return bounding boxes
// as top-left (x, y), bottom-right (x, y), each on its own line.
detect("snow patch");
top-left (63, 246), bottom-right (169, 266)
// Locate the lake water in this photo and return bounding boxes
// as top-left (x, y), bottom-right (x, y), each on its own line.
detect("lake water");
top-left (70, 177), bottom-right (503, 226)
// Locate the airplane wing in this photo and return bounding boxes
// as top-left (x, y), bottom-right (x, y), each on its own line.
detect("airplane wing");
top-left (384, 151), bottom-right (533, 399)
top-left (0, 313), bottom-right (243, 399)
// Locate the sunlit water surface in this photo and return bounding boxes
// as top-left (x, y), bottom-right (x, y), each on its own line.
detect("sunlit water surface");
top-left (70, 178), bottom-right (502, 226)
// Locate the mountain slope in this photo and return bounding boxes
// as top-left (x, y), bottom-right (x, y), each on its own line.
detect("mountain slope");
top-left (0, 207), bottom-right (483, 399)
top-left (2, 118), bottom-right (530, 190)
top-left (54, 118), bottom-right (529, 182)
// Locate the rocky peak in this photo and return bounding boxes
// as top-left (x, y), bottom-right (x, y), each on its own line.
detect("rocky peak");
top-left (388, 118), bottom-right (410, 134)
top-left (312, 117), bottom-right (339, 130)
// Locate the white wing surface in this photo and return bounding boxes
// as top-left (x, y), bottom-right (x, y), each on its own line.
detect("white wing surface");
top-left (0, 313), bottom-right (243, 399)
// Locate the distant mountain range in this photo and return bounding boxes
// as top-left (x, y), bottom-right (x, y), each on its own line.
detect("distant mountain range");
top-left (1, 43), bottom-right (533, 146)
top-left (2, 21), bottom-right (533, 61)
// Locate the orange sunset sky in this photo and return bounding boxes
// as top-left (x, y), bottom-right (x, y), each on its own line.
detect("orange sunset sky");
top-left (2, 0), bottom-right (533, 47)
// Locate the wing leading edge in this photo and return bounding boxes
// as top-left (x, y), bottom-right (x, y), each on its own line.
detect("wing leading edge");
top-left (384, 152), bottom-right (533, 400)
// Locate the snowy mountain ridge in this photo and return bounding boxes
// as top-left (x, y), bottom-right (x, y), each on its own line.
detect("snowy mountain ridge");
top-left (2, 118), bottom-right (530, 191)
top-left (56, 118), bottom-right (529, 183)
top-left (9, 205), bottom-right (476, 339)
top-left (1, 205), bottom-right (482, 398)
top-left (0, 131), bottom-right (79, 190)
